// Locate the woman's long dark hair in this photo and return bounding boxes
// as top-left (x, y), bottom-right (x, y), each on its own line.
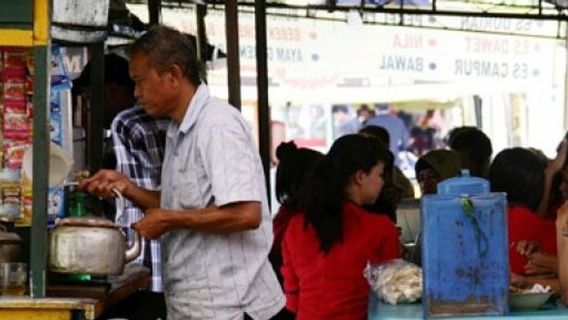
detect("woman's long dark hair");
top-left (275, 141), bottom-right (323, 210)
top-left (302, 134), bottom-right (390, 253)
top-left (489, 147), bottom-right (547, 211)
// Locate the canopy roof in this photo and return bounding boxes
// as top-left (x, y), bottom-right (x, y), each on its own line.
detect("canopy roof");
top-left (126, 0), bottom-right (568, 21)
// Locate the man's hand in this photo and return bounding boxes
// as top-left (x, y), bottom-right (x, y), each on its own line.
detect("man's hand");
top-left (78, 169), bottom-right (131, 199)
top-left (131, 208), bottom-right (171, 239)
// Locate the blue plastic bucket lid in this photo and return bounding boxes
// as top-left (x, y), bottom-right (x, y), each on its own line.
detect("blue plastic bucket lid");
top-left (437, 169), bottom-right (490, 196)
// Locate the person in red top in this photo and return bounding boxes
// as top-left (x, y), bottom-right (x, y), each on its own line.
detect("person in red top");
top-left (281, 134), bottom-right (400, 320)
top-left (489, 148), bottom-right (559, 290)
top-left (510, 141), bottom-right (567, 283)
top-left (507, 205), bottom-right (554, 274)
top-left (270, 141), bottom-right (323, 284)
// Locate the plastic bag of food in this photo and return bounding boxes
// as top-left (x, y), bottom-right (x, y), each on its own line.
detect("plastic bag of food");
top-left (364, 259), bottom-right (422, 305)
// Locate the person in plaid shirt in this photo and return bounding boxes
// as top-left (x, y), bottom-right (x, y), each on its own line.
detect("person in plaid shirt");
top-left (79, 54), bottom-right (169, 320)
top-left (112, 105), bottom-right (169, 319)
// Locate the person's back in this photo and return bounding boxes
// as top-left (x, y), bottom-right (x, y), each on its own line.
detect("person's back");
top-left (280, 135), bottom-right (400, 319)
top-left (282, 203), bottom-right (398, 320)
top-left (365, 104), bottom-right (409, 164)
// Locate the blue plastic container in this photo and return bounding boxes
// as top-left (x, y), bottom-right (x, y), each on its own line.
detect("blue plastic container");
top-left (421, 179), bottom-right (509, 317)
top-left (437, 169), bottom-right (490, 196)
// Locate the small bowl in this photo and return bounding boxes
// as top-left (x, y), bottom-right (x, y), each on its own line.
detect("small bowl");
top-left (509, 292), bottom-right (553, 311)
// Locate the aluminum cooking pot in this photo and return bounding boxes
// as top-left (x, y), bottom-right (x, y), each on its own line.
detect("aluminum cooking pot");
top-left (0, 224), bottom-right (23, 263)
top-left (48, 216), bottom-right (141, 276)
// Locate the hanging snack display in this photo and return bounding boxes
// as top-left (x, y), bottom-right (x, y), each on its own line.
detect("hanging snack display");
top-left (0, 46), bottom-right (73, 225)
top-left (0, 48), bottom-right (33, 222)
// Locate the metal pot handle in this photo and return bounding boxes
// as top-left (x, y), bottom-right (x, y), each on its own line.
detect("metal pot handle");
top-left (112, 188), bottom-right (141, 263)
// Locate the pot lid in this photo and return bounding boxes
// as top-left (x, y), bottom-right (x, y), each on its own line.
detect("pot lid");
top-left (0, 225), bottom-right (22, 244)
top-left (56, 216), bottom-right (120, 228)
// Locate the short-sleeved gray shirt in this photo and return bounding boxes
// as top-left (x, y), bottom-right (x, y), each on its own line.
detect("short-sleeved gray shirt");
top-left (160, 84), bottom-right (284, 320)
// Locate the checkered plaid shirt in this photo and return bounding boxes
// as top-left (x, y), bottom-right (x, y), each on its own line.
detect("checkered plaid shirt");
top-left (111, 106), bottom-right (169, 292)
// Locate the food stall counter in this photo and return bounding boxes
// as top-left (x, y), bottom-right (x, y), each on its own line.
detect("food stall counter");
top-left (0, 296), bottom-right (96, 320)
top-left (369, 300), bottom-right (568, 320)
top-left (0, 264), bottom-right (149, 320)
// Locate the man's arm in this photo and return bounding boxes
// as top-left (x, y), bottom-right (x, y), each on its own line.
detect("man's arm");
top-left (79, 169), bottom-right (161, 209)
top-left (122, 182), bottom-right (161, 210)
top-left (132, 201), bottom-right (261, 239)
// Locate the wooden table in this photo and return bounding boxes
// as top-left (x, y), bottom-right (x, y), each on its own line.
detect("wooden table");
top-left (0, 264), bottom-right (149, 320)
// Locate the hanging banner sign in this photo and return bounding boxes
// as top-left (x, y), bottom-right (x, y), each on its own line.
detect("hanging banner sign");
top-left (124, 5), bottom-right (565, 100)
top-left (199, 10), bottom-right (563, 89)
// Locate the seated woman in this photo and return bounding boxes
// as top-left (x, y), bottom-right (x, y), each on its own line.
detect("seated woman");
top-left (281, 134), bottom-right (400, 320)
top-left (489, 148), bottom-right (558, 291)
top-left (514, 143), bottom-right (567, 279)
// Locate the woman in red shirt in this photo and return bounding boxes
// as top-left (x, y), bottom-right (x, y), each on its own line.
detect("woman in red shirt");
top-left (281, 134), bottom-right (400, 320)
top-left (489, 148), bottom-right (558, 290)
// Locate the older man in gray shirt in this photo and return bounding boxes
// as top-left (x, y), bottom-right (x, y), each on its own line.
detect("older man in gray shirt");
top-left (80, 26), bottom-right (285, 320)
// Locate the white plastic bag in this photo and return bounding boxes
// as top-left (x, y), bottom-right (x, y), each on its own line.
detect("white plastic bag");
top-left (364, 259), bottom-right (422, 305)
